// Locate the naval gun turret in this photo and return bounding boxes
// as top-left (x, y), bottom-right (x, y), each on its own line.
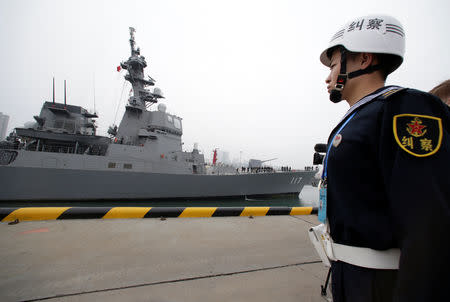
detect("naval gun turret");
top-left (248, 158), bottom-right (277, 168)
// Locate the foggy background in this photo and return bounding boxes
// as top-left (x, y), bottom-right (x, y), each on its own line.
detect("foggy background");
top-left (0, 0), bottom-right (448, 168)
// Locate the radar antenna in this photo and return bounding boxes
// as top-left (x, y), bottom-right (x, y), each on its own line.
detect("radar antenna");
top-left (129, 27), bottom-right (136, 55)
top-left (118, 27), bottom-right (163, 112)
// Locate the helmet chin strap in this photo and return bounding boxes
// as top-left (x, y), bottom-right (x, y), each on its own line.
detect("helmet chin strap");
top-left (329, 48), bottom-right (382, 103)
top-left (330, 89), bottom-right (344, 103)
top-left (329, 48), bottom-right (348, 103)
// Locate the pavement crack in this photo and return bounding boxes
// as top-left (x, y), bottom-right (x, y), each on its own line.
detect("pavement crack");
top-left (20, 260), bottom-right (322, 302)
top-left (290, 215), bottom-right (317, 225)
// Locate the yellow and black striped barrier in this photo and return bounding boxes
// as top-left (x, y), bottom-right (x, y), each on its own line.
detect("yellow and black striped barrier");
top-left (0, 206), bottom-right (317, 222)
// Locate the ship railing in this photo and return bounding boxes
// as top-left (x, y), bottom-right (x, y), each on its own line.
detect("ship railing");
top-left (19, 140), bottom-right (108, 156)
top-left (41, 144), bottom-right (75, 154)
top-left (236, 167), bottom-right (276, 174)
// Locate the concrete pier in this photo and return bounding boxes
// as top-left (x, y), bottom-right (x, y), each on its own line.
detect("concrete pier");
top-left (0, 215), bottom-right (329, 301)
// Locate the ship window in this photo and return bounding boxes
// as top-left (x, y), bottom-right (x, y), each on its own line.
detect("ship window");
top-left (174, 118), bottom-right (181, 129)
top-left (54, 120), bottom-right (64, 129)
top-left (167, 115), bottom-right (173, 123)
top-left (123, 163), bottom-right (133, 169)
top-left (108, 162), bottom-right (116, 168)
top-left (64, 121), bottom-right (75, 133)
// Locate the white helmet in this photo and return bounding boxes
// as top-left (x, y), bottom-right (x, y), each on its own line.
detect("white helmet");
top-left (320, 15), bottom-right (405, 74)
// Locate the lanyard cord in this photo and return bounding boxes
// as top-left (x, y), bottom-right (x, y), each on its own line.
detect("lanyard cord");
top-left (322, 111), bottom-right (357, 181)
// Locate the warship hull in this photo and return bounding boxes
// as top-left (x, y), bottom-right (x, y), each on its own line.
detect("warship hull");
top-left (0, 165), bottom-right (315, 201)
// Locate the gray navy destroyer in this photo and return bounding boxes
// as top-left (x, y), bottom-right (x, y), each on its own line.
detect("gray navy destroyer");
top-left (0, 28), bottom-right (315, 201)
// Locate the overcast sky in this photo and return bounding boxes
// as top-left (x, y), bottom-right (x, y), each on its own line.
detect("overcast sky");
top-left (0, 0), bottom-right (448, 167)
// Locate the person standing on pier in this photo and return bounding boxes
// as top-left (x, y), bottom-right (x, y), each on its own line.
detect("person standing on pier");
top-left (315, 15), bottom-right (450, 302)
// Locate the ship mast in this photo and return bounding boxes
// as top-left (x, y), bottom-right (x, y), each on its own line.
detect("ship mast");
top-left (119, 27), bottom-right (163, 111)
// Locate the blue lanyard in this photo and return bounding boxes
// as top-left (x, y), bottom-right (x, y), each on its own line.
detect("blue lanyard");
top-left (322, 112), bottom-right (357, 181)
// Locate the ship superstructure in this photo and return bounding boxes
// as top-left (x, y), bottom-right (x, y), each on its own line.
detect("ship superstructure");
top-left (108, 27), bottom-right (206, 174)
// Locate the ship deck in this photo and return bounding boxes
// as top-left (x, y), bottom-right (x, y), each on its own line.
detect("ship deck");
top-left (0, 214), bottom-right (330, 302)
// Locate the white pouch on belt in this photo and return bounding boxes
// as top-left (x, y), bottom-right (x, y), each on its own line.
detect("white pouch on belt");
top-left (308, 223), bottom-right (336, 267)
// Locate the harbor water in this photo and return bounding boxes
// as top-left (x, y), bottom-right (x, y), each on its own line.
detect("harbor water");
top-left (0, 186), bottom-right (319, 208)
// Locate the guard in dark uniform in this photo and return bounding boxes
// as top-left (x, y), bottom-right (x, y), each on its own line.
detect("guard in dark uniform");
top-left (313, 15), bottom-right (450, 302)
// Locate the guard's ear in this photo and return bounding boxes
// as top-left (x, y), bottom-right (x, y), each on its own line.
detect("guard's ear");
top-left (360, 52), bottom-right (375, 69)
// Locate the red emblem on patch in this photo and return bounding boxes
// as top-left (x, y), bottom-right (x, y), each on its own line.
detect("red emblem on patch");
top-left (407, 117), bottom-right (426, 137)
top-left (394, 114), bottom-right (443, 157)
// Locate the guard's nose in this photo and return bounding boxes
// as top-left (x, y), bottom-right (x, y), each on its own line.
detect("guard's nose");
top-left (325, 73), bottom-right (331, 84)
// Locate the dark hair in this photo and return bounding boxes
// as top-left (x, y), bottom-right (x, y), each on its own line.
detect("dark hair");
top-left (326, 46), bottom-right (401, 81)
top-left (377, 53), bottom-right (402, 80)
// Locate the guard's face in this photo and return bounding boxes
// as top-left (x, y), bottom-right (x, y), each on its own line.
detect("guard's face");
top-left (325, 49), bottom-right (362, 101)
top-left (325, 49), bottom-right (341, 95)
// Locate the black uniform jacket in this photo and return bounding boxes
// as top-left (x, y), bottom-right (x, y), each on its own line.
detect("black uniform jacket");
top-left (326, 86), bottom-right (450, 301)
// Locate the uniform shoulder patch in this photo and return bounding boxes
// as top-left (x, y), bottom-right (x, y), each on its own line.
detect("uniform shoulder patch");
top-left (393, 114), bottom-right (443, 157)
top-left (379, 87), bottom-right (406, 100)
